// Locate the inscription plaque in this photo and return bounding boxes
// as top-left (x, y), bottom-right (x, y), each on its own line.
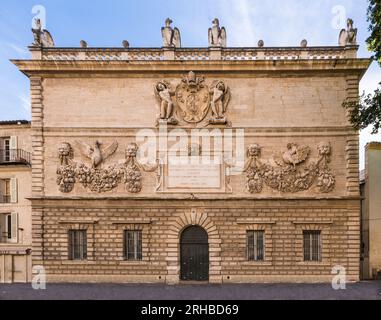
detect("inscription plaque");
top-left (168, 163), bottom-right (221, 189)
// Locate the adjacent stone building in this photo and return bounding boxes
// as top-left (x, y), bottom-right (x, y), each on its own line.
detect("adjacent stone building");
top-left (0, 121), bottom-right (32, 283)
top-left (3, 18), bottom-right (372, 283)
top-left (360, 142), bottom-right (381, 280)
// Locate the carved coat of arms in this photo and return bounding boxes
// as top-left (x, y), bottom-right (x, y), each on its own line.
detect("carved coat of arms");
top-left (154, 71), bottom-right (231, 126)
top-left (175, 71), bottom-right (210, 123)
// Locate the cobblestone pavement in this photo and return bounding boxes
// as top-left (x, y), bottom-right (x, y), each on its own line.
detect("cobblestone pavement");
top-left (1, 281), bottom-right (381, 300)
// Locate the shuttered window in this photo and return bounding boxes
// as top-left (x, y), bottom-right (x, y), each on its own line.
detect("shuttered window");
top-left (68, 230), bottom-right (87, 260)
top-left (0, 213), bottom-right (18, 243)
top-left (247, 231), bottom-right (264, 261)
top-left (124, 230), bottom-right (142, 260)
top-left (303, 231), bottom-right (321, 261)
top-left (0, 179), bottom-right (11, 203)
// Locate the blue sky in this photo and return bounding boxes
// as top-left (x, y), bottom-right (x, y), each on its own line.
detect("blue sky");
top-left (0, 0), bottom-right (380, 168)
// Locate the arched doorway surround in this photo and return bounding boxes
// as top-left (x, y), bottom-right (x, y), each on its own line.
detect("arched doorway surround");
top-left (166, 209), bottom-right (222, 284)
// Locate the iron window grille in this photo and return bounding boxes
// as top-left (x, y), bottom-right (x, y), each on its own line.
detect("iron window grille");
top-left (68, 230), bottom-right (87, 260)
top-left (124, 230), bottom-right (142, 261)
top-left (247, 230), bottom-right (264, 261)
top-left (303, 230), bottom-right (321, 261)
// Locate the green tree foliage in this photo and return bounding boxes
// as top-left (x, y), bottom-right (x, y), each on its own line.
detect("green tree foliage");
top-left (366, 0), bottom-right (381, 65)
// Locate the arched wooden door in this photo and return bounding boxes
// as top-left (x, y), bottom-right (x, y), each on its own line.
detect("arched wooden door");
top-left (180, 226), bottom-right (209, 281)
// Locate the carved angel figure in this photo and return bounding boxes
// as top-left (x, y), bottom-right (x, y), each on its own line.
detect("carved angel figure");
top-left (31, 18), bottom-right (55, 47)
top-left (339, 18), bottom-right (357, 46)
top-left (154, 81), bottom-right (177, 123)
top-left (317, 142), bottom-right (332, 167)
top-left (161, 18), bottom-right (181, 48)
top-left (75, 140), bottom-right (118, 168)
top-left (208, 18), bottom-right (227, 47)
top-left (210, 80), bottom-right (230, 121)
top-left (58, 142), bottom-right (74, 166)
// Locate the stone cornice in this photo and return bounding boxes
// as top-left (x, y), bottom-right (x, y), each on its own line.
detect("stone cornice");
top-left (28, 196), bottom-right (362, 203)
top-left (12, 58), bottom-right (371, 79)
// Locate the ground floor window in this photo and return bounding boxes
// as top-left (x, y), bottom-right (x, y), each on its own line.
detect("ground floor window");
top-left (68, 230), bottom-right (87, 260)
top-left (247, 230), bottom-right (264, 261)
top-left (124, 230), bottom-right (142, 260)
top-left (303, 230), bottom-right (321, 261)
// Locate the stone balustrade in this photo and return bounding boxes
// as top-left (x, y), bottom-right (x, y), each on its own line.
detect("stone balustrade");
top-left (29, 46), bottom-right (358, 61)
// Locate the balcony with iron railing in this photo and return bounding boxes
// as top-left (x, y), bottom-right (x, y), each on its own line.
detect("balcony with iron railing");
top-left (0, 149), bottom-right (31, 166)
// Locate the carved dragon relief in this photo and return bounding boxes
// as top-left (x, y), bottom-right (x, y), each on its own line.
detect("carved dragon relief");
top-left (154, 71), bottom-right (231, 127)
top-left (56, 142), bottom-right (158, 194)
top-left (243, 142), bottom-right (335, 194)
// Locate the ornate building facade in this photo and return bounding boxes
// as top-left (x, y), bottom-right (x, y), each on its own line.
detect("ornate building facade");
top-left (5, 18), bottom-right (371, 283)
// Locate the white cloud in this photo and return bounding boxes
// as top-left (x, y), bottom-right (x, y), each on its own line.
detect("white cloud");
top-left (5, 42), bottom-right (29, 57)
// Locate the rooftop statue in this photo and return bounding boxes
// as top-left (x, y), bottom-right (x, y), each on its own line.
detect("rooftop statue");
top-left (161, 18), bottom-right (181, 48)
top-left (80, 40), bottom-right (88, 48)
top-left (339, 18), bottom-right (357, 46)
top-left (31, 18), bottom-right (55, 47)
top-left (208, 18), bottom-right (227, 47)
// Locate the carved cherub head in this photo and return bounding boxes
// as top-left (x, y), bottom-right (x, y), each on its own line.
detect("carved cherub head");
top-left (247, 144), bottom-right (261, 158)
top-left (317, 142), bottom-right (331, 157)
top-left (126, 143), bottom-right (139, 158)
top-left (58, 142), bottom-right (73, 158)
top-left (156, 82), bottom-right (167, 92)
top-left (58, 142), bottom-right (73, 166)
top-left (216, 81), bottom-right (225, 91)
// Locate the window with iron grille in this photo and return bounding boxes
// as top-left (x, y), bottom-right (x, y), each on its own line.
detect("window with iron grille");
top-left (68, 230), bottom-right (87, 260)
top-left (124, 230), bottom-right (142, 260)
top-left (247, 231), bottom-right (264, 261)
top-left (303, 231), bottom-right (321, 261)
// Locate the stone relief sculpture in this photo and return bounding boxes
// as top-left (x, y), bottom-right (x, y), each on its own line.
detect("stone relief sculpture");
top-left (208, 18), bottom-right (227, 47)
top-left (31, 18), bottom-right (55, 47)
top-left (243, 142), bottom-right (335, 194)
top-left (154, 80), bottom-right (178, 125)
top-left (175, 71), bottom-right (210, 123)
top-left (161, 18), bottom-right (181, 48)
top-left (339, 18), bottom-right (357, 46)
top-left (58, 142), bottom-right (74, 166)
top-left (123, 143), bottom-right (158, 193)
top-left (56, 143), bottom-right (75, 193)
top-left (209, 80), bottom-right (231, 125)
top-left (271, 143), bottom-right (310, 168)
top-left (154, 71), bottom-right (231, 127)
top-left (75, 140), bottom-right (118, 168)
top-left (56, 142), bottom-right (158, 194)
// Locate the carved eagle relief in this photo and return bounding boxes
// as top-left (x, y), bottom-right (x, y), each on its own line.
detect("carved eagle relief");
top-left (271, 143), bottom-right (310, 168)
top-left (75, 140), bottom-right (118, 168)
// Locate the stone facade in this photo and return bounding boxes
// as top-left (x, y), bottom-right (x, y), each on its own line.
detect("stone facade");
top-left (0, 122), bottom-right (32, 283)
top-left (360, 142), bottom-right (381, 279)
top-left (10, 36), bottom-right (370, 283)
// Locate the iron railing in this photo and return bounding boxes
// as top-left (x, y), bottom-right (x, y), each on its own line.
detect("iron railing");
top-left (0, 149), bottom-right (31, 166)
